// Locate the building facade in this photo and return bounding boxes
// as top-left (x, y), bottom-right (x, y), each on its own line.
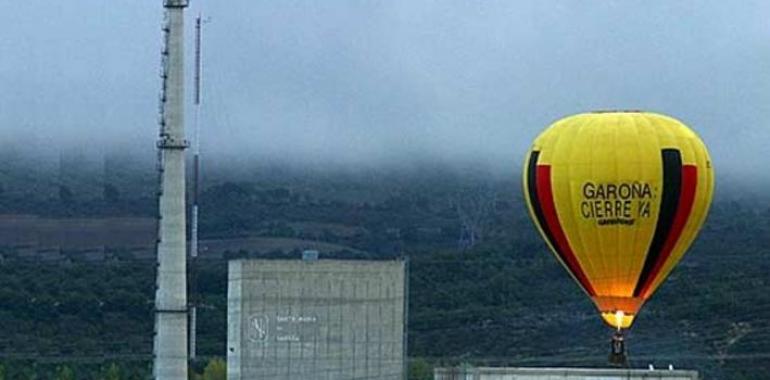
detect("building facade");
top-left (434, 367), bottom-right (699, 380)
top-left (228, 259), bottom-right (407, 380)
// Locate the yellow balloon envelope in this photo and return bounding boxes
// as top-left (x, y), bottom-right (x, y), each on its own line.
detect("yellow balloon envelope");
top-left (523, 111), bottom-right (714, 329)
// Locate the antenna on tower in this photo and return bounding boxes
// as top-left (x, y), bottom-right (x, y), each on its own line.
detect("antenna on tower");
top-left (189, 11), bottom-right (207, 362)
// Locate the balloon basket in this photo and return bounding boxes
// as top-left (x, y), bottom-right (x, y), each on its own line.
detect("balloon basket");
top-left (608, 330), bottom-right (628, 367)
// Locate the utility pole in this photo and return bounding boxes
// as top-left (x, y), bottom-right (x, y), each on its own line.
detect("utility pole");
top-left (154, 0), bottom-right (189, 378)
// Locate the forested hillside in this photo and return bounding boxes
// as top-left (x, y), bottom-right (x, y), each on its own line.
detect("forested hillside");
top-left (0, 160), bottom-right (768, 379)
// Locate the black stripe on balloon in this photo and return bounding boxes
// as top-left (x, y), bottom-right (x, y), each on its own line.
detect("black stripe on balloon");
top-left (526, 152), bottom-right (561, 266)
top-left (633, 149), bottom-right (682, 297)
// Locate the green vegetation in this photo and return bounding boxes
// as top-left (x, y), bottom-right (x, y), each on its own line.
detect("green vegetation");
top-left (1, 162), bottom-right (769, 378)
top-left (192, 358), bottom-right (226, 380)
top-left (408, 357), bottom-right (433, 380)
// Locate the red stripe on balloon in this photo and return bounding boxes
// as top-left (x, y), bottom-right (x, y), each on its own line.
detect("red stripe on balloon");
top-left (639, 165), bottom-right (698, 298)
top-left (536, 165), bottom-right (596, 296)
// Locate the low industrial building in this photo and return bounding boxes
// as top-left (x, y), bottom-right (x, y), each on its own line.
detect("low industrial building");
top-left (227, 258), bottom-right (407, 380)
top-left (434, 367), bottom-right (699, 380)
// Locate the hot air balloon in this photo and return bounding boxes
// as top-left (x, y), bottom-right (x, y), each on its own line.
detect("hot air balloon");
top-left (522, 111), bottom-right (713, 349)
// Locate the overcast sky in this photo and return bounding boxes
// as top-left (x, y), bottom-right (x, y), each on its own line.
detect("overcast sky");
top-left (1, 1), bottom-right (769, 175)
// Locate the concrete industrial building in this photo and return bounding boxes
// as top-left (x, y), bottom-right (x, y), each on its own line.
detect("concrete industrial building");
top-left (434, 367), bottom-right (699, 380)
top-left (227, 258), bottom-right (407, 380)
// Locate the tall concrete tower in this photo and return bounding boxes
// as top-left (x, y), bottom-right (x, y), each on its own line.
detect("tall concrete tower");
top-left (154, 0), bottom-right (189, 378)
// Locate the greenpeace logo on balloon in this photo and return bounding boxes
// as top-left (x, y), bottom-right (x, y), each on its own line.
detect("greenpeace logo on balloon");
top-left (580, 182), bottom-right (654, 226)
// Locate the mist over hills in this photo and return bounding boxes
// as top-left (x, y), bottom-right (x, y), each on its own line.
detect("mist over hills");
top-left (1, 147), bottom-right (768, 206)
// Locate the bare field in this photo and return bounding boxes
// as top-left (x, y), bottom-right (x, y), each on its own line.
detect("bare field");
top-left (0, 215), bottom-right (360, 259)
top-left (0, 214), bottom-right (156, 250)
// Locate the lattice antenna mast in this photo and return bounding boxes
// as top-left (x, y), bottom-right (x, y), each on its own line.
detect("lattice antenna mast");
top-left (154, 0), bottom-right (189, 378)
top-left (189, 11), bottom-right (207, 362)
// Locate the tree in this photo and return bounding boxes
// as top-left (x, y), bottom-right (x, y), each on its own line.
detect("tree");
top-left (55, 365), bottom-right (75, 380)
top-left (201, 358), bottom-right (226, 380)
top-left (102, 363), bottom-right (121, 380)
top-left (21, 365), bottom-right (38, 380)
top-left (408, 357), bottom-right (433, 380)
